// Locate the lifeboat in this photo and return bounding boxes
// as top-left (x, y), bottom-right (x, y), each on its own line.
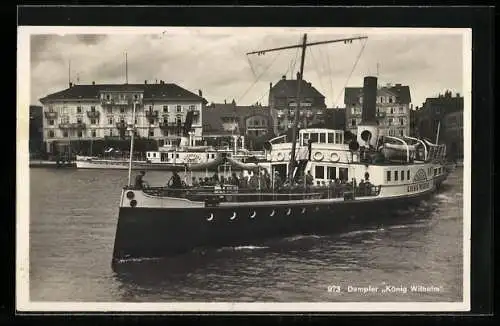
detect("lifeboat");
top-left (380, 142), bottom-right (417, 162)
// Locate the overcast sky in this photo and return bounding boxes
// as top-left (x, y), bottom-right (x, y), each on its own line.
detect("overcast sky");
top-left (29, 27), bottom-right (466, 108)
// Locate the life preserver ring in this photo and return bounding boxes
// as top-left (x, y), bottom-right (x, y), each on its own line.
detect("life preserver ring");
top-left (230, 212), bottom-right (237, 220)
top-left (206, 213), bottom-right (214, 221)
top-left (250, 211), bottom-right (256, 218)
top-left (286, 208), bottom-right (292, 215)
top-left (269, 209), bottom-right (275, 217)
top-left (313, 152), bottom-right (324, 161)
top-left (276, 152), bottom-right (284, 161)
top-left (330, 152), bottom-right (340, 162)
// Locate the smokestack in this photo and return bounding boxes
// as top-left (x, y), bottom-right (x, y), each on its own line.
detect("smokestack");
top-left (198, 89), bottom-right (202, 97)
top-left (361, 76), bottom-right (377, 125)
top-left (145, 80), bottom-right (147, 84)
top-left (92, 81), bottom-right (95, 85)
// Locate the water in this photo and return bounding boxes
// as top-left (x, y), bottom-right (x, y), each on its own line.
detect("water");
top-left (29, 168), bottom-right (464, 302)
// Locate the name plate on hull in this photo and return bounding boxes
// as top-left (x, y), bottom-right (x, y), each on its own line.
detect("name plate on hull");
top-left (407, 181), bottom-right (431, 193)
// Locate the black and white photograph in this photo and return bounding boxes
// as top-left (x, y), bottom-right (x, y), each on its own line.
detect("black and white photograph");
top-left (18, 26), bottom-right (471, 312)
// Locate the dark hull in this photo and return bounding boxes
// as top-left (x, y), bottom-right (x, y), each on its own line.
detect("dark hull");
top-left (112, 190), bottom-right (434, 266)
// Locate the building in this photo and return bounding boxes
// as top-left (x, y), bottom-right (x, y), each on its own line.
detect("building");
top-left (29, 105), bottom-right (44, 156)
top-left (415, 90), bottom-right (463, 141)
top-left (324, 108), bottom-right (346, 130)
top-left (202, 100), bottom-right (273, 150)
top-left (414, 90), bottom-right (463, 159)
top-left (344, 83), bottom-right (412, 137)
top-left (39, 81), bottom-right (207, 154)
top-left (443, 110), bottom-right (463, 160)
top-left (269, 73), bottom-right (327, 136)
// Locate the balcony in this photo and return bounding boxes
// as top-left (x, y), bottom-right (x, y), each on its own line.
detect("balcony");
top-left (145, 110), bottom-right (159, 119)
top-left (87, 111), bottom-right (100, 119)
top-left (72, 122), bottom-right (86, 129)
top-left (116, 122), bottom-right (127, 130)
top-left (59, 122), bottom-right (71, 129)
top-left (44, 111), bottom-right (58, 119)
top-left (101, 98), bottom-right (134, 106)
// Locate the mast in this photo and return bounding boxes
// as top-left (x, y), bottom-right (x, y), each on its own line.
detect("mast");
top-left (435, 120), bottom-right (441, 144)
top-left (127, 101), bottom-right (137, 186)
top-left (125, 52), bottom-right (128, 84)
top-left (288, 34), bottom-right (307, 184)
top-left (68, 60), bottom-right (71, 86)
top-left (246, 34), bottom-right (368, 183)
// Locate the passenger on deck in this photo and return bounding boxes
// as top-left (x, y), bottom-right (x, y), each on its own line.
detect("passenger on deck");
top-left (191, 177), bottom-right (199, 187)
top-left (134, 170), bottom-right (146, 189)
top-left (305, 171), bottom-right (314, 188)
top-left (198, 177), bottom-right (204, 186)
top-left (358, 179), bottom-right (365, 195)
top-left (168, 171), bottom-right (182, 189)
top-left (273, 171), bottom-right (282, 190)
top-left (248, 171), bottom-right (259, 190)
top-left (212, 173), bottom-right (219, 185)
top-left (231, 172), bottom-right (240, 187)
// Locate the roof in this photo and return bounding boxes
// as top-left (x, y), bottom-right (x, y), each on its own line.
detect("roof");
top-left (202, 103), bottom-right (271, 133)
top-left (344, 85), bottom-right (412, 105)
top-left (270, 79), bottom-right (325, 99)
top-left (40, 83), bottom-right (207, 103)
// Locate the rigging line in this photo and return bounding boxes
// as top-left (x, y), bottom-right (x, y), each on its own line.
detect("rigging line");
top-left (237, 51), bottom-right (282, 103)
top-left (320, 45), bottom-right (334, 107)
top-left (308, 46), bottom-right (325, 98)
top-left (247, 55), bottom-right (257, 79)
top-left (334, 38), bottom-right (368, 107)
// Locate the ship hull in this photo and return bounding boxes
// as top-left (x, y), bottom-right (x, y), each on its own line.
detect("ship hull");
top-left (112, 188), bottom-right (434, 266)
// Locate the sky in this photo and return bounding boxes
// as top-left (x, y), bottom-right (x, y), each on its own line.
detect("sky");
top-left (28, 27), bottom-right (467, 108)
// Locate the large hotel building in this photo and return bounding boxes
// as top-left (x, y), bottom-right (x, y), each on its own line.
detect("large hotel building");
top-left (39, 81), bottom-right (207, 154)
top-left (344, 83), bottom-right (412, 137)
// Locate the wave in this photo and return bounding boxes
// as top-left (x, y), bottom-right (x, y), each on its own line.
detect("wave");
top-left (339, 228), bottom-right (381, 238)
top-left (114, 257), bottom-right (162, 264)
top-left (283, 234), bottom-right (325, 242)
top-left (217, 245), bottom-right (269, 252)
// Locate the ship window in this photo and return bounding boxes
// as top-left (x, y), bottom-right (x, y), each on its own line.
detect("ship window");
top-left (310, 133), bottom-right (318, 143)
top-left (401, 170), bottom-right (405, 181)
top-left (328, 132), bottom-right (334, 143)
top-left (394, 171), bottom-right (399, 181)
top-left (327, 167), bottom-right (336, 180)
top-left (386, 170), bottom-right (391, 182)
top-left (339, 167), bottom-right (348, 181)
top-left (319, 133), bottom-right (326, 143)
top-left (315, 166), bottom-right (325, 179)
top-left (407, 170), bottom-right (410, 180)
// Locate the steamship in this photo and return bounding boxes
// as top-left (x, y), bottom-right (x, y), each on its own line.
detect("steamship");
top-left (111, 34), bottom-right (450, 265)
top-left (111, 76), bottom-right (449, 264)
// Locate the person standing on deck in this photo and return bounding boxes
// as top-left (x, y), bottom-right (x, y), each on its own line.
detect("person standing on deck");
top-left (305, 170), bottom-right (314, 189)
top-left (134, 170), bottom-right (147, 189)
top-left (168, 171), bottom-right (182, 189)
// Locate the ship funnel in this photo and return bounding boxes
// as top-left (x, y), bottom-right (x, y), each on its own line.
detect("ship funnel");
top-left (361, 76), bottom-right (377, 124)
top-left (357, 76), bottom-right (380, 149)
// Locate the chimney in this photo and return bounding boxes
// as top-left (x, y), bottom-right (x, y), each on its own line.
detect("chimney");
top-left (281, 75), bottom-right (286, 80)
top-left (270, 82), bottom-right (273, 89)
top-left (156, 79), bottom-right (158, 84)
top-left (456, 92), bottom-right (460, 97)
top-left (198, 89), bottom-right (202, 97)
top-left (92, 81), bottom-right (95, 85)
top-left (361, 76), bottom-right (378, 124)
top-left (224, 99), bottom-right (227, 104)
top-left (296, 71), bottom-right (301, 80)
top-left (69, 82), bottom-right (73, 88)
top-left (395, 83), bottom-right (401, 87)
top-left (145, 80), bottom-right (148, 84)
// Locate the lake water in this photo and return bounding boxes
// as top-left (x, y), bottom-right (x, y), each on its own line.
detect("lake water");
top-left (28, 167), bottom-right (464, 302)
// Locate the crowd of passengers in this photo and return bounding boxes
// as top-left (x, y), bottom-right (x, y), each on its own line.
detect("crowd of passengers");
top-left (135, 169), bottom-right (377, 197)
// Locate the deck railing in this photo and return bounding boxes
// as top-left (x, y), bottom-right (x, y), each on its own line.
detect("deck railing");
top-left (133, 183), bottom-right (382, 204)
